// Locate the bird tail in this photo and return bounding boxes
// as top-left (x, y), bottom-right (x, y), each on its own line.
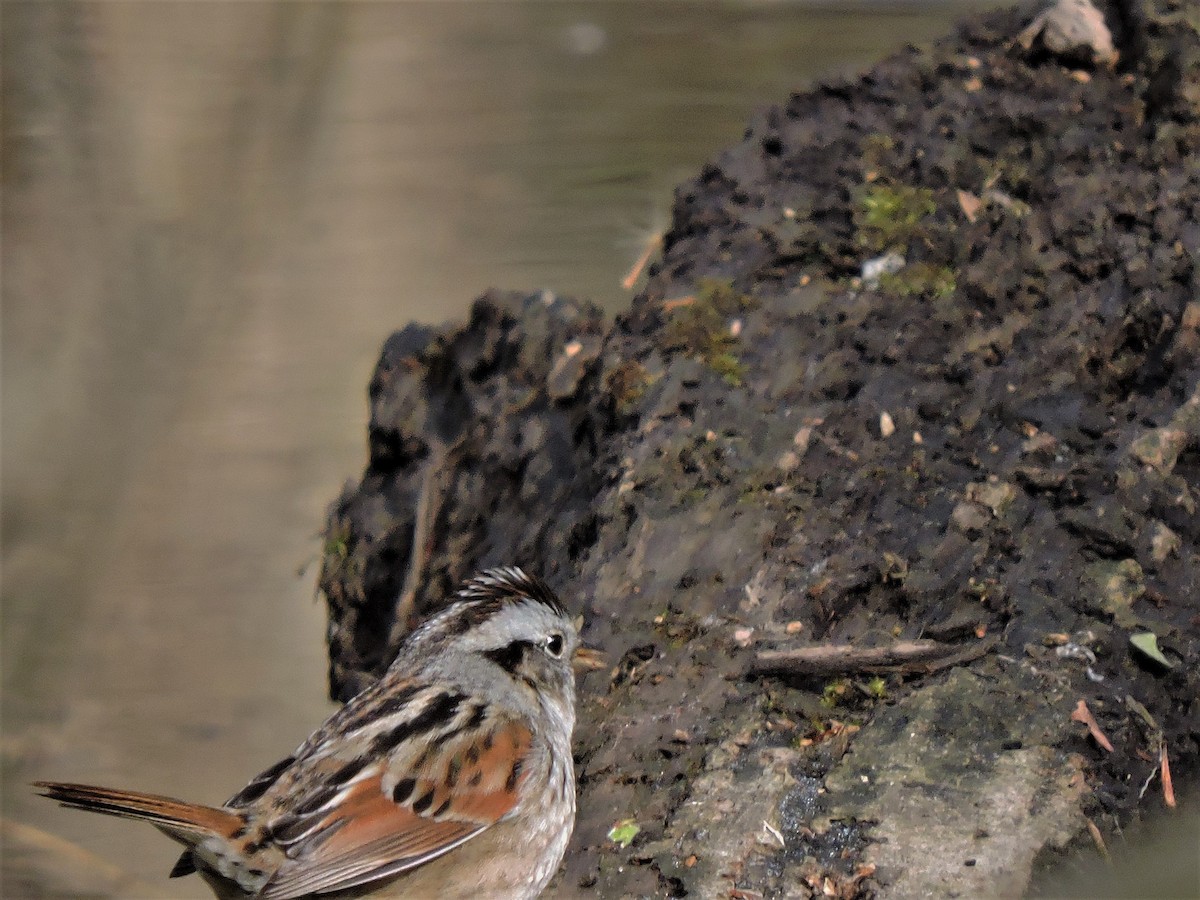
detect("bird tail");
top-left (33, 780), bottom-right (244, 843)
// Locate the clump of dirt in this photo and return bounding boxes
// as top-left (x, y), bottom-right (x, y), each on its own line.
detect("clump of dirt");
top-left (320, 1), bottom-right (1199, 896)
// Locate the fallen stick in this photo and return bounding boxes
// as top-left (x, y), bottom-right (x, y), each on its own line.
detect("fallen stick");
top-left (750, 635), bottom-right (998, 678)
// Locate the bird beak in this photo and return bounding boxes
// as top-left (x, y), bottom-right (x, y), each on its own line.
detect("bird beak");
top-left (572, 646), bottom-right (607, 671)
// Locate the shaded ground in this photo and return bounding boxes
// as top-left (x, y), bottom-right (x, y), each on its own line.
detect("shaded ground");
top-left (320, 1), bottom-right (1199, 896)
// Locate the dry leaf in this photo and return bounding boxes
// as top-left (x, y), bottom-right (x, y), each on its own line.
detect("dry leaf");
top-left (1161, 741), bottom-right (1176, 808)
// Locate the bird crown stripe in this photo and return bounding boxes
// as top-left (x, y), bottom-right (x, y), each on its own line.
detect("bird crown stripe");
top-left (454, 567), bottom-right (566, 616)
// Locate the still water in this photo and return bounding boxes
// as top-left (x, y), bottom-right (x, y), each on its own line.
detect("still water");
top-left (3, 2), bottom-right (994, 895)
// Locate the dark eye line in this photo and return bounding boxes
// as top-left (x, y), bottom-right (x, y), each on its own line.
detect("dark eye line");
top-left (482, 640), bottom-right (533, 675)
top-left (482, 632), bottom-right (566, 675)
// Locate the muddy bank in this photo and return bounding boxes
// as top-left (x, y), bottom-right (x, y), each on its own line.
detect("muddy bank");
top-left (320, 1), bottom-right (1199, 896)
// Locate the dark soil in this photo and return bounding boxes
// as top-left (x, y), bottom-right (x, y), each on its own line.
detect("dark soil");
top-left (319, 1), bottom-right (1200, 896)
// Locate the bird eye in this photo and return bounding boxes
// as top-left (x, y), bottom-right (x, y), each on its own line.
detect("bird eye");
top-left (545, 633), bottom-right (565, 658)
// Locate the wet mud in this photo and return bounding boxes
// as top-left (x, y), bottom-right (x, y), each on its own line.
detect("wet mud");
top-left (320, 1), bottom-right (1199, 896)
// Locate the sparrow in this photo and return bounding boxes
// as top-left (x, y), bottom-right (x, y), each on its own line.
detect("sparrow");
top-left (36, 567), bottom-right (583, 899)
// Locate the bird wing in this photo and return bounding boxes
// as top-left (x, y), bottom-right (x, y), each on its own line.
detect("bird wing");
top-left (258, 713), bottom-right (534, 899)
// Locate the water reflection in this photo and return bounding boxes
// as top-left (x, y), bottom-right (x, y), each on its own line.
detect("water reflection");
top-left (2, 2), bottom-right (993, 895)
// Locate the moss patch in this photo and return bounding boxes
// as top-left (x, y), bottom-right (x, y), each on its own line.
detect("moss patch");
top-left (662, 279), bottom-right (758, 386)
top-left (855, 183), bottom-right (937, 253)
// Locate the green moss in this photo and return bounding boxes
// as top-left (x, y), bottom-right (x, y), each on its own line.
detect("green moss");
top-left (821, 679), bottom-right (849, 709)
top-left (323, 521), bottom-right (351, 563)
top-left (322, 520), bottom-right (360, 582)
top-left (866, 676), bottom-right (888, 699)
top-left (695, 277), bottom-right (758, 316)
top-left (855, 183), bottom-right (937, 252)
top-left (709, 352), bottom-right (745, 386)
top-left (663, 301), bottom-right (725, 352)
top-left (877, 262), bottom-right (958, 299)
top-left (662, 278), bottom-right (758, 385)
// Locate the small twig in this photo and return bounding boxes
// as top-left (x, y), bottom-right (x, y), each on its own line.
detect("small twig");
top-left (662, 294), bottom-right (696, 311)
top-left (1070, 699), bottom-right (1115, 752)
top-left (621, 232), bottom-right (662, 290)
top-left (749, 635), bottom-right (997, 678)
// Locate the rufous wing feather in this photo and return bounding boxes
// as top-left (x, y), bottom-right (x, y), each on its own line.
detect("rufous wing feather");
top-left (259, 718), bottom-right (534, 900)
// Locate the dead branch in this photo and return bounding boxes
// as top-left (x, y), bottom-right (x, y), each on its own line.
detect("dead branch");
top-left (749, 635), bottom-right (998, 678)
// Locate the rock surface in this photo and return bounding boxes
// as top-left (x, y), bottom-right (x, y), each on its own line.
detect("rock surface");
top-left (320, 1), bottom-right (1199, 896)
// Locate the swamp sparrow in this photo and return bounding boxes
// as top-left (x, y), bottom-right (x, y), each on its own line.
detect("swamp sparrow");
top-left (37, 567), bottom-right (582, 899)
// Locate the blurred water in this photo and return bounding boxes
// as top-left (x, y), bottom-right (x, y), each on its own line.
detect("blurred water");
top-left (2, 2), bottom-right (994, 895)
